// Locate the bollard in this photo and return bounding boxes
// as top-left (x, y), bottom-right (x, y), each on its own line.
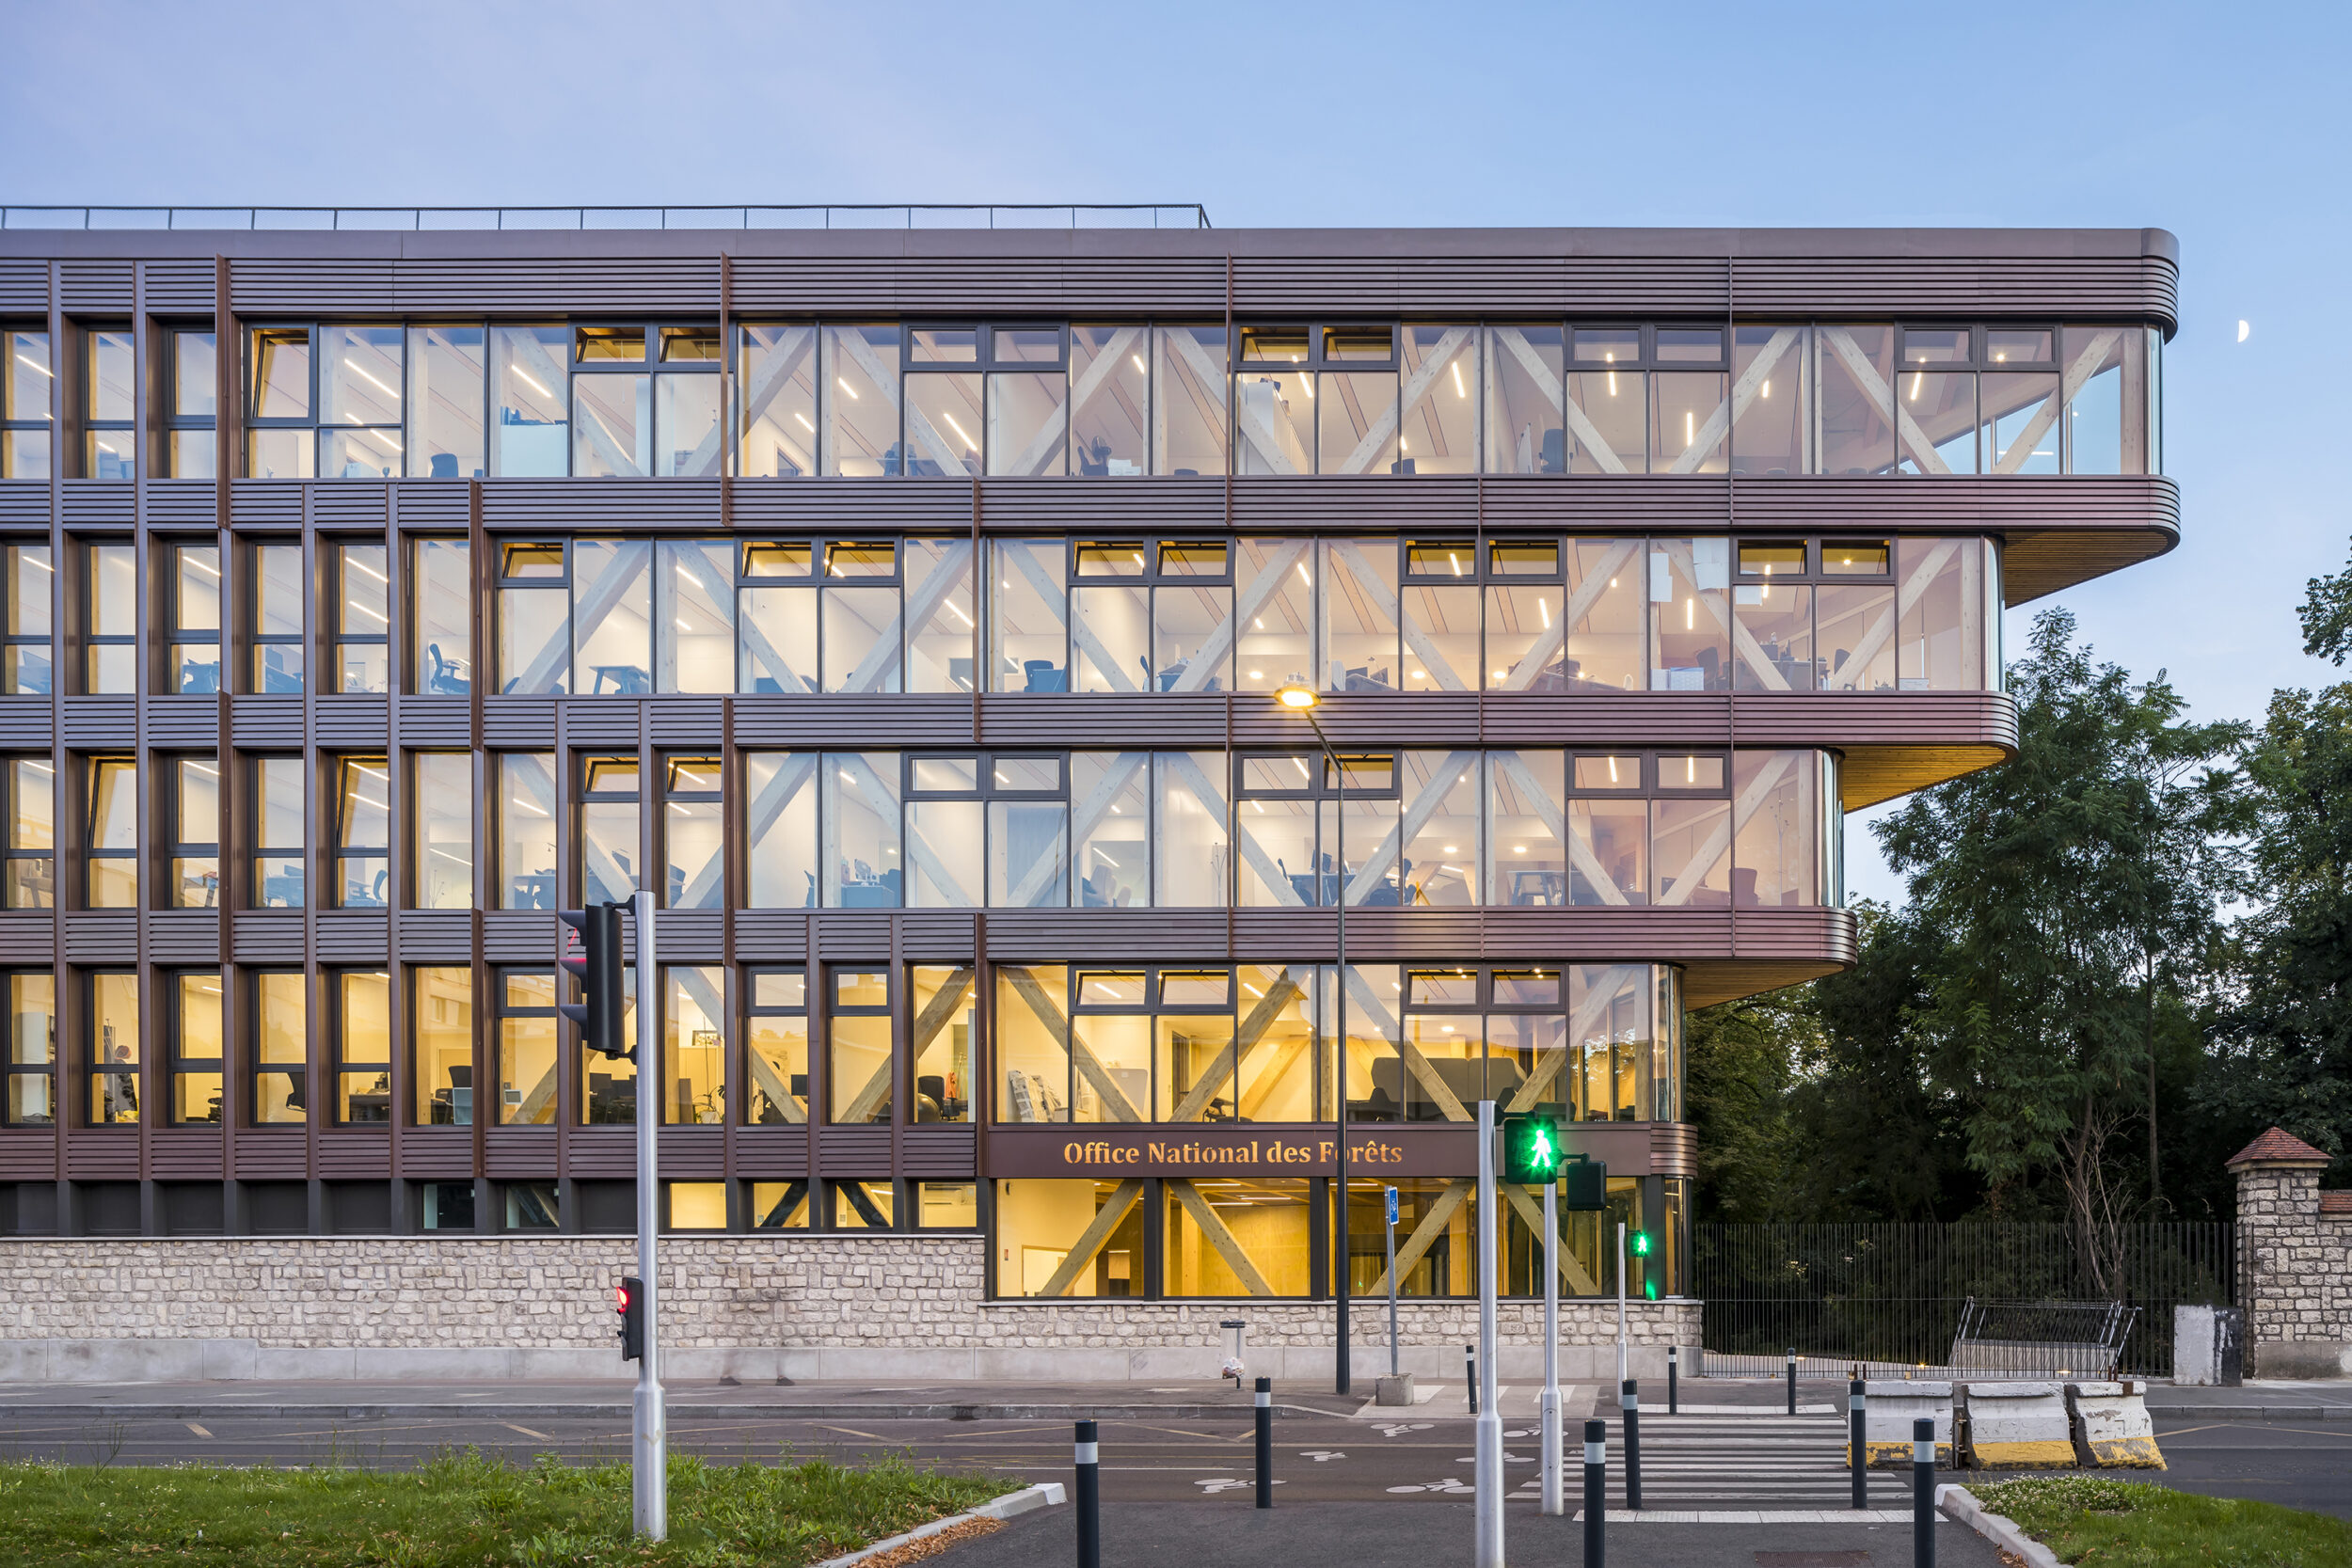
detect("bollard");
top-left (1582, 1418), bottom-right (1607, 1567)
top-left (1667, 1344), bottom-right (1678, 1415)
top-left (1849, 1378), bottom-right (1867, 1510)
top-left (1912, 1417), bottom-right (1935, 1568)
top-left (1253, 1376), bottom-right (1273, 1509)
top-left (1074, 1419), bottom-right (1101, 1568)
top-left (1465, 1344), bottom-right (1478, 1415)
top-left (1620, 1378), bottom-right (1641, 1511)
top-left (1787, 1347), bottom-right (1799, 1415)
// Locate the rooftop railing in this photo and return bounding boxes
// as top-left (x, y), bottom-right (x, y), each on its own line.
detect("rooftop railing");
top-left (0, 203), bottom-right (1213, 232)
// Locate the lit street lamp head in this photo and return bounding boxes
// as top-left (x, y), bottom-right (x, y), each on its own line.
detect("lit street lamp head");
top-left (1275, 681), bottom-right (1319, 709)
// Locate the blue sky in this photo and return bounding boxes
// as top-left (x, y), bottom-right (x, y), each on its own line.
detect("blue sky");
top-left (6, 0), bottom-right (2345, 905)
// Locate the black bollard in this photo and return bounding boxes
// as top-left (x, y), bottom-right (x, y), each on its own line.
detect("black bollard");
top-left (1786, 1347), bottom-right (1798, 1416)
top-left (1850, 1379), bottom-right (1867, 1511)
top-left (1582, 1418), bottom-right (1607, 1568)
top-left (1667, 1344), bottom-right (1678, 1415)
top-left (1074, 1419), bottom-right (1100, 1568)
top-left (1254, 1376), bottom-right (1273, 1509)
top-left (1912, 1416), bottom-right (1935, 1568)
top-left (1620, 1378), bottom-right (1641, 1511)
top-left (1464, 1344), bottom-right (1478, 1415)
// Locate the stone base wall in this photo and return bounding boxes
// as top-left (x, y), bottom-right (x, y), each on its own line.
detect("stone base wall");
top-left (2235, 1165), bottom-right (2352, 1379)
top-left (0, 1235), bottom-right (1700, 1384)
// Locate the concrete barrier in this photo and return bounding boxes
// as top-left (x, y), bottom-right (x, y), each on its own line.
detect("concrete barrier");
top-left (1855, 1380), bottom-right (1954, 1468)
top-left (1963, 1382), bottom-right (2075, 1469)
top-left (2066, 1381), bottom-right (2166, 1468)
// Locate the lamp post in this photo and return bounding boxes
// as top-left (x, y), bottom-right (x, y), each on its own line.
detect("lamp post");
top-left (1277, 681), bottom-right (1350, 1398)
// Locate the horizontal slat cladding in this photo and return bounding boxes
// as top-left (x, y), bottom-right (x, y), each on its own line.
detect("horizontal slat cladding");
top-left (231, 259), bottom-right (395, 313)
top-left (394, 911), bottom-right (475, 961)
top-left (984, 694), bottom-right (1222, 749)
top-left (656, 910), bottom-right (724, 958)
top-left (313, 483), bottom-right (389, 526)
top-left (732, 478), bottom-right (971, 531)
top-left (980, 477), bottom-right (1224, 532)
top-left (484, 1128), bottom-right (555, 1179)
top-left (390, 483), bottom-right (472, 529)
top-left (1232, 256), bottom-right (1731, 314)
top-left (731, 911), bottom-right (810, 961)
top-left (0, 913), bottom-right (56, 964)
top-left (818, 1127), bottom-right (893, 1174)
top-left (985, 910), bottom-right (1232, 962)
top-left (903, 1128), bottom-right (977, 1178)
top-left (314, 697), bottom-right (389, 747)
top-left (62, 697), bottom-right (135, 748)
top-left (1729, 474), bottom-right (2177, 531)
top-left (901, 912), bottom-right (977, 958)
top-left (815, 913), bottom-right (893, 961)
top-left (658, 1128), bottom-right (727, 1179)
top-left (484, 911), bottom-right (555, 963)
top-left (230, 695), bottom-right (306, 747)
top-left (316, 911), bottom-right (389, 963)
top-left (734, 1126), bottom-right (809, 1178)
top-left (1489, 476), bottom-right (1732, 532)
top-left (1482, 908), bottom-right (1738, 960)
top-left (0, 697), bottom-right (54, 747)
top-left (0, 483), bottom-right (49, 528)
top-left (482, 700), bottom-right (557, 749)
top-left (731, 694), bottom-right (973, 748)
top-left (59, 261), bottom-right (133, 311)
top-left (0, 1130), bottom-right (56, 1180)
top-left (1648, 1122), bottom-right (1698, 1180)
top-left (398, 1134), bottom-right (476, 1179)
top-left (62, 912), bottom-right (137, 964)
top-left (1479, 695), bottom-right (1735, 747)
top-left (1733, 906), bottom-right (1857, 964)
top-left (1729, 255), bottom-right (2178, 328)
top-left (228, 480), bottom-right (304, 526)
top-left (558, 701), bottom-right (641, 748)
top-left (1232, 476), bottom-right (1478, 531)
top-left (145, 697), bottom-right (223, 747)
top-left (725, 256), bottom-right (1226, 315)
top-left (1682, 958), bottom-right (1845, 1008)
top-left (147, 911), bottom-right (221, 965)
top-left (1840, 744), bottom-right (2010, 810)
top-left (143, 261), bottom-right (218, 314)
top-left (647, 699), bottom-right (723, 747)
top-left (1730, 691), bottom-right (2017, 748)
top-left (65, 1136), bottom-right (141, 1180)
top-left (394, 698), bottom-right (474, 748)
top-left (315, 1133), bottom-right (390, 1179)
top-left (1329, 910), bottom-right (1485, 961)
top-left (142, 480), bottom-right (217, 527)
top-left (230, 911), bottom-right (305, 965)
top-left (392, 257), bottom-right (722, 314)
top-left (230, 1136), bottom-right (309, 1180)
top-left (0, 260), bottom-right (48, 311)
top-left (481, 478), bottom-right (722, 531)
top-left (1232, 693), bottom-right (1478, 749)
top-left (61, 483), bottom-right (135, 527)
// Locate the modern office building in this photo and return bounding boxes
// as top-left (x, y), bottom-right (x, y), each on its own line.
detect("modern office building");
top-left (0, 210), bottom-right (2174, 1378)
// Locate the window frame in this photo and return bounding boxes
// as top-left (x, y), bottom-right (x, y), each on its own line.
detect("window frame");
top-left (2, 971), bottom-right (56, 1126)
top-left (167, 969), bottom-right (224, 1126)
top-left (246, 538), bottom-right (308, 694)
top-left (2, 754), bottom-right (55, 911)
top-left (332, 754), bottom-right (390, 909)
top-left (328, 536), bottom-right (391, 694)
top-left (1, 542), bottom-right (53, 693)
top-left (82, 323), bottom-right (136, 481)
top-left (0, 326), bottom-right (53, 479)
top-left (743, 965), bottom-right (809, 1128)
top-left (249, 753), bottom-right (307, 910)
top-left (165, 541), bottom-right (223, 696)
top-left (331, 968), bottom-right (392, 1126)
top-left (81, 539), bottom-right (135, 694)
top-left (166, 753), bottom-right (220, 910)
top-left (86, 968), bottom-right (139, 1126)
top-left (84, 753), bottom-right (138, 908)
top-left (165, 326), bottom-right (217, 478)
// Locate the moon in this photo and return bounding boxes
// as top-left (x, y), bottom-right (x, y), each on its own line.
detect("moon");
top-left (2237, 320), bottom-right (2251, 342)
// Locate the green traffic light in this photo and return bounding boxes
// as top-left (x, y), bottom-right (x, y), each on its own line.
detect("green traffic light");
top-left (1629, 1229), bottom-right (1653, 1257)
top-left (1529, 1124), bottom-right (1555, 1172)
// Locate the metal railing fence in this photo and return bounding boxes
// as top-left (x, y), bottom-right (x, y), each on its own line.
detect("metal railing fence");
top-left (0, 203), bottom-right (1214, 232)
top-left (1693, 1222), bottom-right (2233, 1380)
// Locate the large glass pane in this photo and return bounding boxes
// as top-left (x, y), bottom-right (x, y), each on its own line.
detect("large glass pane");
top-left (912, 965), bottom-right (977, 1123)
top-left (994, 1178), bottom-right (1142, 1295)
top-left (990, 539), bottom-right (1065, 692)
top-left (8, 756), bottom-right (56, 909)
top-left (1485, 325), bottom-right (1564, 473)
top-left (171, 974), bottom-right (223, 1125)
top-left (332, 543), bottom-right (390, 694)
top-left (986, 371), bottom-right (1066, 476)
top-left (737, 324), bottom-right (818, 478)
top-left (580, 760), bottom-right (640, 908)
top-left (1153, 752), bottom-right (1229, 907)
top-left (1401, 578), bottom-right (1476, 691)
top-left (1735, 751), bottom-right (1819, 907)
top-left (169, 329), bottom-right (215, 420)
top-left (822, 752), bottom-right (901, 908)
top-left (250, 756), bottom-right (303, 908)
top-left (665, 783), bottom-right (722, 912)
top-left (89, 972), bottom-right (139, 1124)
top-left (1232, 537), bottom-right (1313, 696)
top-left (489, 325), bottom-right (569, 476)
top-left (1153, 571), bottom-right (1231, 693)
top-left (500, 989), bottom-right (557, 1126)
top-left (665, 967), bottom-right (725, 1125)
top-left (1319, 370), bottom-right (1397, 474)
top-left (5, 973), bottom-right (55, 1124)
top-left (1648, 539), bottom-right (1729, 690)
top-left (248, 328), bottom-right (307, 421)
top-left (820, 325), bottom-right (900, 475)
top-left (1818, 577), bottom-right (1898, 693)
top-left (1897, 371), bottom-right (1977, 474)
top-left (907, 799), bottom-right (983, 907)
top-left (87, 757), bottom-right (138, 908)
top-left (1566, 963), bottom-right (1652, 1123)
top-left (1654, 372), bottom-right (1726, 473)
top-left (1730, 325), bottom-right (1806, 474)
top-left (1396, 326), bottom-right (1477, 475)
top-left (1152, 325), bottom-right (1227, 476)
top-left (499, 585), bottom-right (568, 694)
top-left (1733, 568), bottom-right (1814, 691)
top-left (904, 538), bottom-right (977, 694)
top-left (1071, 1011), bottom-right (1148, 1123)
top-left (319, 325), bottom-right (402, 429)
top-left (1895, 536), bottom-right (1992, 690)
top-left (573, 539), bottom-right (651, 694)
top-left (905, 373), bottom-right (981, 476)
top-left (405, 325), bottom-right (485, 479)
top-left (1653, 790), bottom-right (1731, 908)
top-left (411, 538), bottom-right (471, 694)
top-left (573, 373), bottom-right (650, 477)
top-left (828, 1011), bottom-right (892, 1124)
top-left (1566, 365), bottom-right (1644, 474)
top-left (654, 374), bottom-right (720, 477)
top-left (652, 539), bottom-right (732, 693)
top-left (744, 752), bottom-right (818, 908)
top-left (1069, 325), bottom-right (1148, 476)
top-left (1237, 792), bottom-right (1313, 908)
top-left (254, 971), bottom-right (308, 1125)
top-left (1321, 539), bottom-right (1399, 692)
top-left (2060, 325), bottom-right (2135, 475)
top-left (1396, 752), bottom-right (1476, 908)
top-left (336, 971), bottom-right (391, 1124)
top-left (499, 753), bottom-right (556, 910)
top-left (1234, 366), bottom-right (1312, 474)
top-left (746, 987), bottom-right (808, 1126)
top-left (409, 752), bottom-right (472, 910)
top-left (990, 799), bottom-right (1068, 908)
top-left (413, 967), bottom-right (474, 1126)
top-left (250, 544), bottom-right (305, 694)
top-left (1156, 1010), bottom-right (1234, 1121)
top-left (1983, 373), bottom-right (2059, 474)
top-left (1568, 789), bottom-right (1647, 906)
top-left (5, 329), bottom-right (52, 423)
top-left (336, 758), bottom-right (390, 907)
top-left (1073, 752), bottom-right (1148, 909)
top-left (822, 584), bottom-right (900, 693)
top-left (1072, 582), bottom-right (1148, 693)
top-left (1815, 325), bottom-right (1896, 475)
top-left (995, 965), bottom-right (1072, 1124)
top-left (738, 580), bottom-right (816, 694)
top-left (169, 757), bottom-right (219, 908)
top-left (1487, 752), bottom-right (1565, 906)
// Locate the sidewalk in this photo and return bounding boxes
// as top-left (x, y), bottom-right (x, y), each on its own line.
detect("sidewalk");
top-left (2142, 1380), bottom-right (2352, 1419)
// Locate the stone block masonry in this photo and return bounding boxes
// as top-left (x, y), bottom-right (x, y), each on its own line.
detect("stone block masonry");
top-left (0, 1235), bottom-right (1699, 1384)
top-left (2228, 1127), bottom-right (2352, 1379)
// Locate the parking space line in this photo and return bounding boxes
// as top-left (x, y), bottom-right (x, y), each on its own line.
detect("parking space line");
top-left (185, 1423), bottom-right (211, 1437)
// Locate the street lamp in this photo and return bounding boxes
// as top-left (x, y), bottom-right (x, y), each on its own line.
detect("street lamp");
top-left (1275, 681), bottom-right (1351, 1397)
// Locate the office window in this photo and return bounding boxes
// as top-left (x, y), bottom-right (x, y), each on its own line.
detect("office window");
top-left (1565, 326), bottom-right (1645, 474)
top-left (252, 756), bottom-right (305, 908)
top-left (498, 752), bottom-right (557, 909)
top-left (4, 756), bottom-right (54, 909)
top-left (1730, 325), bottom-right (1807, 475)
top-left (1151, 324), bottom-right (1227, 476)
top-left (166, 328), bottom-right (217, 478)
top-left (1652, 751), bottom-right (1734, 906)
top-left (1, 328), bottom-right (51, 478)
top-left (1068, 324), bottom-right (1148, 477)
top-left (580, 755), bottom-right (641, 907)
top-left (989, 539), bottom-right (1064, 693)
top-left (1073, 538), bottom-right (1234, 694)
top-left (1399, 751), bottom-right (1480, 909)
top-left (335, 971), bottom-right (391, 1124)
top-left (335, 756), bottom-right (389, 907)
top-left (86, 756), bottom-right (137, 908)
top-left (1073, 752), bottom-right (1147, 910)
top-left (497, 970), bottom-right (558, 1125)
top-left (1165, 1179), bottom-right (1311, 1296)
top-left (735, 324), bottom-right (818, 478)
top-left (663, 756), bottom-right (722, 909)
top-left (994, 1178), bottom-right (1139, 1295)
top-left (1896, 536), bottom-right (1998, 691)
top-left (566, 324), bottom-right (721, 478)
top-left (1486, 751), bottom-right (1565, 907)
top-left (252, 971), bottom-right (307, 1125)
top-left (85, 325), bottom-right (135, 480)
top-left (250, 542), bottom-right (305, 692)
top-left (1566, 753), bottom-right (1646, 907)
top-left (497, 540), bottom-right (569, 695)
top-left (1485, 325), bottom-right (1563, 474)
top-left (167, 544), bottom-right (222, 694)
top-left (170, 972), bottom-right (223, 1125)
top-left (666, 1181), bottom-right (728, 1231)
top-left (1391, 326), bottom-right (1483, 480)
top-left (827, 968), bottom-right (892, 1125)
top-left (1320, 537), bottom-right (1400, 692)
top-left (744, 967), bottom-right (808, 1125)
top-left (411, 537), bottom-right (472, 694)
top-left (664, 966), bottom-right (725, 1125)
top-left (1814, 325), bottom-right (1896, 475)
top-left (579, 963), bottom-right (639, 1125)
top-left (820, 752), bottom-right (901, 908)
top-left (413, 966), bottom-right (474, 1126)
top-left (1896, 327), bottom-right (1979, 475)
top-left (910, 965), bottom-right (976, 1124)
top-left (246, 325), bottom-right (313, 478)
top-left (1234, 750), bottom-right (1400, 909)
top-left (753, 1179), bottom-right (811, 1228)
top-left (4, 973), bottom-right (56, 1125)
top-left (167, 756), bottom-right (220, 909)
top-left (405, 324), bottom-right (485, 479)
top-left (743, 752), bottom-right (817, 909)
top-left (736, 538), bottom-right (816, 693)
top-left (332, 541), bottom-right (390, 693)
top-left (1651, 326), bottom-right (1730, 474)
top-left (834, 1179), bottom-right (896, 1228)
top-left (1153, 751), bottom-right (1230, 908)
top-left (917, 1181), bottom-right (977, 1228)
top-left (3, 543), bottom-right (52, 693)
top-left (819, 539), bottom-right (900, 693)
top-left (413, 752), bottom-right (472, 910)
top-left (819, 325), bottom-right (901, 475)
top-left (904, 752), bottom-right (1067, 909)
top-left (87, 971), bottom-right (138, 1125)
top-left (490, 325), bottom-right (568, 477)
top-left (84, 541), bottom-right (135, 694)
top-left (902, 537), bottom-right (977, 695)
top-left (1649, 538), bottom-right (1731, 690)
top-left (979, 325), bottom-right (1068, 477)
top-left (659, 538), bottom-right (733, 692)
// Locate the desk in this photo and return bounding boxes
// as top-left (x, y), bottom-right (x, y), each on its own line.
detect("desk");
top-left (590, 664), bottom-right (650, 695)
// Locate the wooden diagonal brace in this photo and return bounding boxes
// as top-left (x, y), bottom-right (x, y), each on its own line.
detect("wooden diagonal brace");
top-left (1366, 1178), bottom-right (1472, 1296)
top-left (1034, 1179), bottom-right (1146, 1298)
top-left (1168, 1178), bottom-right (1276, 1295)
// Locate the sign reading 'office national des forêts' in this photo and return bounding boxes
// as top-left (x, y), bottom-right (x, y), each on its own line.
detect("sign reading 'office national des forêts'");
top-left (987, 1125), bottom-right (1441, 1178)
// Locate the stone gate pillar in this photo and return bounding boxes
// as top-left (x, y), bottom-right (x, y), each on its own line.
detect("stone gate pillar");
top-left (2226, 1126), bottom-right (2350, 1380)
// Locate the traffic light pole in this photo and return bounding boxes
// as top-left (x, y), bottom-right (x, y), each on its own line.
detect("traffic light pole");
top-left (1541, 1175), bottom-right (1563, 1514)
top-left (632, 888), bottom-right (666, 1541)
top-left (1616, 1219), bottom-right (1629, 1386)
top-left (1473, 1099), bottom-right (1502, 1568)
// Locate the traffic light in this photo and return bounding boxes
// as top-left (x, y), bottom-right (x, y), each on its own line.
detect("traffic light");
top-left (1560, 1155), bottom-right (1608, 1211)
top-left (1501, 1107), bottom-right (1566, 1183)
top-left (616, 1275), bottom-right (644, 1361)
top-left (559, 903), bottom-right (628, 1059)
top-left (1629, 1229), bottom-right (1654, 1259)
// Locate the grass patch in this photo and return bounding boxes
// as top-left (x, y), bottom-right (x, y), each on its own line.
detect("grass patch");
top-left (0, 1447), bottom-right (1008, 1567)
top-left (1974, 1474), bottom-right (2352, 1568)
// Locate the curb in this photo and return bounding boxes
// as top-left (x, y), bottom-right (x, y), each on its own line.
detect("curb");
top-left (2146, 1403), bottom-right (2352, 1420)
top-left (808, 1481), bottom-right (1065, 1568)
top-left (1937, 1482), bottom-right (2068, 1568)
top-left (0, 1402), bottom-right (1312, 1423)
